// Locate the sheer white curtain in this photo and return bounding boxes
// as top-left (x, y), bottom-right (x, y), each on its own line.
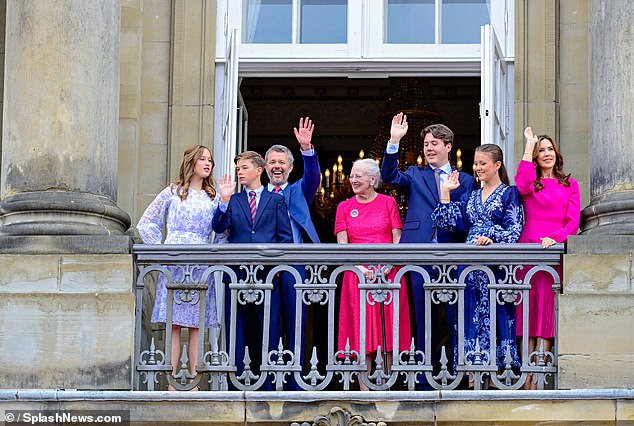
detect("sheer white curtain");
top-left (245, 0), bottom-right (262, 43)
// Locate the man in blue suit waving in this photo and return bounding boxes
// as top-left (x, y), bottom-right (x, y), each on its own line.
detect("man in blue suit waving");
top-left (264, 117), bottom-right (321, 390)
top-left (381, 113), bottom-right (477, 387)
top-left (265, 117), bottom-right (320, 245)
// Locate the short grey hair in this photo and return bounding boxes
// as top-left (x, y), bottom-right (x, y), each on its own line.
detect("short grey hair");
top-left (265, 144), bottom-right (295, 166)
top-left (352, 158), bottom-right (381, 189)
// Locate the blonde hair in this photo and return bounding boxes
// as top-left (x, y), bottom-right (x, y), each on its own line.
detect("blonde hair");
top-left (234, 150), bottom-right (266, 169)
top-left (173, 145), bottom-right (216, 201)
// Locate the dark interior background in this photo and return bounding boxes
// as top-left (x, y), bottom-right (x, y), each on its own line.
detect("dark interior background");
top-left (241, 76), bottom-right (481, 242)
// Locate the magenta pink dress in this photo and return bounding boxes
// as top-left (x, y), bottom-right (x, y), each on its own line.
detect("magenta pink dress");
top-left (335, 194), bottom-right (411, 357)
top-left (515, 160), bottom-right (580, 338)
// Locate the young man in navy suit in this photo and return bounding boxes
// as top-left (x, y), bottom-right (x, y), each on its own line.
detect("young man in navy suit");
top-left (213, 150), bottom-right (293, 389)
top-left (381, 113), bottom-right (477, 387)
top-left (264, 117), bottom-right (320, 390)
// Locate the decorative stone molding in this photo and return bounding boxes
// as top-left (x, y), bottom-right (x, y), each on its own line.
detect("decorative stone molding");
top-left (291, 406), bottom-right (387, 426)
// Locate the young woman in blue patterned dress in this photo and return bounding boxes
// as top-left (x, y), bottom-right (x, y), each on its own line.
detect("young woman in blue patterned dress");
top-left (137, 145), bottom-right (228, 389)
top-left (432, 144), bottom-right (523, 384)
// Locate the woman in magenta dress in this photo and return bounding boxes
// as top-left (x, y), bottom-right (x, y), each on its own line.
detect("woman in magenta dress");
top-left (515, 127), bottom-right (580, 389)
top-left (335, 158), bottom-right (411, 390)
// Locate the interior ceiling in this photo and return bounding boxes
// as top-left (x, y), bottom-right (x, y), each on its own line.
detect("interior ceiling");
top-left (241, 76), bottom-right (481, 178)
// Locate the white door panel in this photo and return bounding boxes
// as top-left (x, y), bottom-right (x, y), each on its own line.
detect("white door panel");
top-left (480, 24), bottom-right (511, 164)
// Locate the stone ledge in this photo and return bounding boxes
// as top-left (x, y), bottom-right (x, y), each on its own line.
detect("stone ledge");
top-left (0, 254), bottom-right (133, 293)
top-left (0, 235), bottom-right (132, 254)
top-left (568, 235), bottom-right (634, 254)
top-left (0, 390), bottom-right (632, 425)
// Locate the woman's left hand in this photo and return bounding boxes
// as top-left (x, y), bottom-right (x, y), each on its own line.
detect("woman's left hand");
top-left (442, 170), bottom-right (461, 193)
top-left (356, 265), bottom-right (375, 281)
top-left (474, 235), bottom-right (493, 246)
top-left (540, 237), bottom-right (556, 248)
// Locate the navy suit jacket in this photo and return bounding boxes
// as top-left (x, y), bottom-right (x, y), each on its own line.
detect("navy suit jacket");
top-left (381, 151), bottom-right (477, 243)
top-left (283, 153), bottom-right (321, 243)
top-left (212, 189), bottom-right (293, 243)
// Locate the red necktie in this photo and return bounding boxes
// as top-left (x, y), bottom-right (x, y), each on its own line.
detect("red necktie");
top-left (273, 186), bottom-right (282, 194)
top-left (248, 191), bottom-right (257, 222)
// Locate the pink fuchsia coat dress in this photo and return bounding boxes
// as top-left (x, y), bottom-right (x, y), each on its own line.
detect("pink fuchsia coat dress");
top-left (515, 160), bottom-right (580, 339)
top-left (335, 193), bottom-right (412, 357)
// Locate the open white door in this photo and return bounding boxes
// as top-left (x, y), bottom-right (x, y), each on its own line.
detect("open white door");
top-left (220, 28), bottom-right (241, 175)
top-left (480, 24), bottom-right (511, 164)
top-left (215, 28), bottom-right (249, 177)
top-left (237, 91), bottom-right (248, 157)
top-left (214, 29), bottom-right (246, 375)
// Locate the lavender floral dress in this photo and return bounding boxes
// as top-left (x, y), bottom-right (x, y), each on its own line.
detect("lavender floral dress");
top-left (137, 185), bottom-right (228, 328)
top-left (432, 184), bottom-right (523, 369)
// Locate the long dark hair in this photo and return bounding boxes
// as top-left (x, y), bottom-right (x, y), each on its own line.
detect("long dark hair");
top-left (475, 144), bottom-right (509, 186)
top-left (532, 135), bottom-right (571, 191)
top-left (173, 145), bottom-right (216, 201)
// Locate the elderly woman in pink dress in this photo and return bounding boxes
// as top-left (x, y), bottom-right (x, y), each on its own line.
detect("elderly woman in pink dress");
top-left (335, 158), bottom-right (411, 390)
top-left (515, 127), bottom-right (580, 389)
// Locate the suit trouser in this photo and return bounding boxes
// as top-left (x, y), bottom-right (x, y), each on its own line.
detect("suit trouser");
top-left (277, 266), bottom-right (307, 391)
top-left (410, 267), bottom-right (458, 389)
top-left (225, 268), bottom-right (282, 390)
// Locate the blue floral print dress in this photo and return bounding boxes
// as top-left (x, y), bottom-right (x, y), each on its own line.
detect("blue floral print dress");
top-left (432, 184), bottom-right (523, 370)
top-left (137, 185), bottom-right (228, 328)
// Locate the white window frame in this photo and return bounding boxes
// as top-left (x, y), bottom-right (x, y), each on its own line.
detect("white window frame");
top-left (217, 0), bottom-right (513, 62)
top-left (480, 24), bottom-right (513, 167)
top-left (219, 0), bottom-right (362, 59)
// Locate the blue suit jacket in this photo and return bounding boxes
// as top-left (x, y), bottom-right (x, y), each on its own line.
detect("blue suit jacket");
top-left (283, 153), bottom-right (321, 243)
top-left (381, 151), bottom-right (477, 243)
top-left (212, 189), bottom-right (293, 243)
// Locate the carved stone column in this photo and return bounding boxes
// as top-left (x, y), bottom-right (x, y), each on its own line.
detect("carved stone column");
top-left (0, 0), bottom-right (134, 390)
top-left (0, 0), bottom-right (130, 252)
top-left (559, 0), bottom-right (634, 390)
top-left (581, 0), bottom-right (634, 235)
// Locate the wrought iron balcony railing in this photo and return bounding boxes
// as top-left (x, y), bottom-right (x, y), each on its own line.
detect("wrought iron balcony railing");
top-left (133, 243), bottom-right (563, 391)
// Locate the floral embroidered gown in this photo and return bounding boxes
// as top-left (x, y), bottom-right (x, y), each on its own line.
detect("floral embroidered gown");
top-left (432, 184), bottom-right (523, 369)
top-left (137, 185), bottom-right (228, 328)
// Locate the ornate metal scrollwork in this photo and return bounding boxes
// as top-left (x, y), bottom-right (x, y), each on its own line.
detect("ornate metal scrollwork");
top-left (497, 288), bottom-right (522, 305)
top-left (430, 264), bottom-right (458, 284)
top-left (431, 287), bottom-right (458, 304)
top-left (237, 287), bottom-right (265, 305)
top-left (134, 243), bottom-right (565, 392)
top-left (498, 264), bottom-right (524, 285)
top-left (303, 288), bottom-right (329, 305)
top-left (305, 264), bottom-right (329, 284)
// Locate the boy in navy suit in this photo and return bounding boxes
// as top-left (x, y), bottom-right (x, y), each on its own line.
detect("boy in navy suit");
top-left (382, 113), bottom-right (477, 387)
top-left (214, 150), bottom-right (292, 389)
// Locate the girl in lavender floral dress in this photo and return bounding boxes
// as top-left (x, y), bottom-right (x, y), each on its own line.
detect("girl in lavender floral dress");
top-left (137, 145), bottom-right (228, 389)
